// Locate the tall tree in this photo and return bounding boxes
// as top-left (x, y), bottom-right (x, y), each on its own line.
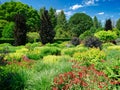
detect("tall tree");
top-left (93, 16), bottom-right (99, 29)
top-left (14, 13), bottom-right (27, 46)
top-left (48, 7), bottom-right (57, 29)
top-left (116, 18), bottom-right (120, 30)
top-left (55, 10), bottom-right (70, 38)
top-left (69, 13), bottom-right (93, 37)
top-left (39, 8), bottom-right (55, 44)
top-left (105, 19), bottom-right (112, 31)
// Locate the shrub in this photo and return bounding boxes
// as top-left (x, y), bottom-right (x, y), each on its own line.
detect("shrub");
top-left (2, 22), bottom-right (14, 38)
top-left (84, 36), bottom-right (102, 49)
top-left (0, 65), bottom-right (29, 90)
top-left (79, 30), bottom-right (92, 40)
top-left (94, 30), bottom-right (118, 42)
top-left (27, 32), bottom-right (40, 43)
top-left (27, 46), bottom-right (60, 60)
top-left (73, 48), bottom-right (106, 64)
top-left (61, 47), bottom-right (88, 56)
top-left (71, 37), bottom-right (80, 46)
top-left (25, 42), bottom-right (42, 50)
top-left (43, 55), bottom-right (71, 64)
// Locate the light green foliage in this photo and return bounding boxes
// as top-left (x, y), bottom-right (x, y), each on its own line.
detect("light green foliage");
top-left (27, 46), bottom-right (60, 60)
top-left (69, 13), bottom-right (93, 36)
top-left (61, 47), bottom-right (88, 56)
top-left (43, 55), bottom-right (71, 64)
top-left (107, 45), bottom-right (120, 51)
top-left (2, 22), bottom-right (14, 38)
top-left (25, 58), bottom-right (73, 90)
top-left (25, 42), bottom-right (42, 50)
top-left (27, 32), bottom-right (40, 43)
top-left (79, 30), bottom-right (92, 40)
top-left (73, 48), bottom-right (106, 64)
top-left (0, 20), bottom-right (8, 37)
top-left (94, 30), bottom-right (118, 42)
top-left (4, 48), bottom-right (28, 62)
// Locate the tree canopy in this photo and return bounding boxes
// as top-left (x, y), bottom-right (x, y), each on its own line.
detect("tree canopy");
top-left (0, 1), bottom-right (40, 32)
top-left (69, 13), bottom-right (93, 37)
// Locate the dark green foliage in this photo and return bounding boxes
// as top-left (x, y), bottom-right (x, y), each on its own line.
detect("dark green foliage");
top-left (48, 7), bottom-right (57, 29)
top-left (14, 14), bottom-right (27, 46)
top-left (105, 19), bottom-right (112, 31)
top-left (0, 1), bottom-right (40, 32)
top-left (39, 8), bottom-right (55, 44)
top-left (71, 37), bottom-right (80, 46)
top-left (2, 22), bottom-right (14, 38)
top-left (69, 13), bottom-right (93, 36)
top-left (116, 18), bottom-right (120, 30)
top-left (0, 66), bottom-right (28, 90)
top-left (84, 36), bottom-right (102, 49)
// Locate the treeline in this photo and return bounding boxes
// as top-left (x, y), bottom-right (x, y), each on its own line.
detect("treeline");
top-left (0, 1), bottom-right (120, 45)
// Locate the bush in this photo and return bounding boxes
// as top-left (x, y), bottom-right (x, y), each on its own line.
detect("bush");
top-left (79, 30), bottom-right (92, 40)
top-left (94, 30), bottom-right (118, 42)
top-left (71, 37), bottom-right (80, 46)
top-left (0, 65), bottom-right (29, 90)
top-left (27, 46), bottom-right (60, 60)
top-left (2, 22), bottom-right (14, 38)
top-left (0, 38), bottom-right (14, 44)
top-left (27, 32), bottom-right (40, 43)
top-left (84, 36), bottom-right (102, 49)
top-left (73, 48), bottom-right (106, 64)
top-left (43, 55), bottom-right (71, 64)
top-left (61, 47), bottom-right (88, 56)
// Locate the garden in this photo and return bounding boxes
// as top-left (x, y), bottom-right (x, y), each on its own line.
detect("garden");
top-left (0, 1), bottom-right (120, 90)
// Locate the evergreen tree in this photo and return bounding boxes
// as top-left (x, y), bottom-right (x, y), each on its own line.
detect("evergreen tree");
top-left (39, 8), bottom-right (55, 44)
top-left (48, 7), bottom-right (57, 29)
top-left (93, 16), bottom-right (99, 28)
top-left (14, 13), bottom-right (27, 46)
top-left (116, 18), bottom-right (120, 30)
top-left (55, 10), bottom-right (70, 38)
top-left (105, 19), bottom-right (112, 31)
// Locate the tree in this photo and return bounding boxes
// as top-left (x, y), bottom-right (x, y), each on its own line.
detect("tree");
top-left (93, 16), bottom-right (99, 29)
top-left (14, 13), bottom-right (27, 46)
top-left (0, 1), bottom-right (40, 32)
top-left (105, 19), bottom-right (112, 31)
top-left (48, 7), bottom-right (57, 29)
top-left (2, 22), bottom-right (14, 38)
top-left (69, 13), bottom-right (93, 37)
top-left (39, 8), bottom-right (55, 44)
top-left (116, 18), bottom-right (120, 30)
top-left (55, 10), bottom-right (71, 39)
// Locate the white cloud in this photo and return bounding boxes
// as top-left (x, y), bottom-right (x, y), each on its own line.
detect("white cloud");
top-left (56, 10), bottom-right (62, 14)
top-left (98, 12), bottom-right (104, 15)
top-left (65, 11), bottom-right (73, 16)
top-left (70, 4), bottom-right (83, 10)
top-left (84, 0), bottom-right (95, 6)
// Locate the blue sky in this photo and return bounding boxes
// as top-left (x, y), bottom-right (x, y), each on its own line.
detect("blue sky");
top-left (1, 0), bottom-right (120, 24)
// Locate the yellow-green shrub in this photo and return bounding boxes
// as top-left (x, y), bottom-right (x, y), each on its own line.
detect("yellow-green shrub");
top-left (61, 47), bottom-right (88, 56)
top-left (94, 30), bottom-right (117, 42)
top-left (27, 32), bottom-right (40, 43)
top-left (107, 46), bottom-right (120, 51)
top-left (73, 48), bottom-right (106, 64)
top-left (43, 55), bottom-right (71, 64)
top-left (4, 52), bottom-right (24, 62)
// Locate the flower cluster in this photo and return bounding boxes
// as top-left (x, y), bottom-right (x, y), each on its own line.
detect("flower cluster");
top-left (52, 60), bottom-right (119, 90)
